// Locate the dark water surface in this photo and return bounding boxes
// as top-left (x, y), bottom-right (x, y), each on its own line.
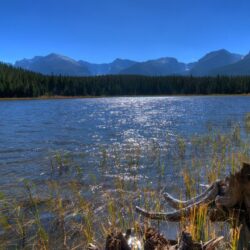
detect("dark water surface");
top-left (1, 96), bottom-right (250, 196)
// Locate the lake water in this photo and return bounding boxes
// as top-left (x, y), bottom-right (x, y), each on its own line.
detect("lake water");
top-left (1, 96), bottom-right (250, 198)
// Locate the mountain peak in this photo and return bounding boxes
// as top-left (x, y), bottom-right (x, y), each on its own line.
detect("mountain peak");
top-left (45, 53), bottom-right (79, 64)
top-left (199, 49), bottom-right (233, 62)
top-left (191, 49), bottom-right (242, 76)
top-left (214, 49), bottom-right (230, 53)
top-left (15, 53), bottom-right (90, 76)
top-left (121, 57), bottom-right (186, 76)
top-left (14, 50), bottom-right (250, 77)
top-left (154, 57), bottom-right (178, 64)
top-left (112, 58), bottom-right (135, 64)
top-left (113, 58), bottom-right (124, 62)
top-left (46, 53), bottom-right (60, 57)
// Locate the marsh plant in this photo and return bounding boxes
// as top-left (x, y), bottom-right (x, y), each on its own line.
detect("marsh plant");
top-left (1, 113), bottom-right (250, 249)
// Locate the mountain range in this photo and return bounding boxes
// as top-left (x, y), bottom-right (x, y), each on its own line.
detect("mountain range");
top-left (14, 49), bottom-right (250, 76)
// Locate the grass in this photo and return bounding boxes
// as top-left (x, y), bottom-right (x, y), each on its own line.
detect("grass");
top-left (230, 225), bottom-right (242, 250)
top-left (1, 113), bottom-right (250, 249)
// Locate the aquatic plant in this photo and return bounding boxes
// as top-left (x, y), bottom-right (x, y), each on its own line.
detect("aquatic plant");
top-left (1, 117), bottom-right (250, 249)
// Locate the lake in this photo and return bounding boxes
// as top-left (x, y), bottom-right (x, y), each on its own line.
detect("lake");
top-left (1, 96), bottom-right (250, 197)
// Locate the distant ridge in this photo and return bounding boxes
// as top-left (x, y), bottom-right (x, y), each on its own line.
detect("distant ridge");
top-left (78, 58), bottom-right (137, 75)
top-left (190, 49), bottom-right (242, 76)
top-left (210, 52), bottom-right (250, 76)
top-left (14, 49), bottom-right (250, 76)
top-left (120, 57), bottom-right (186, 76)
top-left (15, 53), bottom-right (90, 76)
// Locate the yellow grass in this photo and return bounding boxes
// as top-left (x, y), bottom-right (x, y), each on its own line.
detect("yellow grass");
top-left (1, 114), bottom-right (250, 248)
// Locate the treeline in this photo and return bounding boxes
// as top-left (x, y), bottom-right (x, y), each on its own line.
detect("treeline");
top-left (1, 62), bottom-right (250, 97)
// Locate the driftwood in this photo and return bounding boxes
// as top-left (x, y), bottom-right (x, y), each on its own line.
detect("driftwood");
top-left (136, 162), bottom-right (250, 249)
top-left (88, 162), bottom-right (250, 249)
top-left (88, 227), bottom-right (223, 250)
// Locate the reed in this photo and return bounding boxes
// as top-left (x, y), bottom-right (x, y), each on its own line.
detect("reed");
top-left (1, 114), bottom-right (250, 248)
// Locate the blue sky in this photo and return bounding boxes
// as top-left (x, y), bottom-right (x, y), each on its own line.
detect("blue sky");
top-left (1, 0), bottom-right (250, 64)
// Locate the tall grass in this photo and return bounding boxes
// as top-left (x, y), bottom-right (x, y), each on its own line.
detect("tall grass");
top-left (0, 113), bottom-right (250, 248)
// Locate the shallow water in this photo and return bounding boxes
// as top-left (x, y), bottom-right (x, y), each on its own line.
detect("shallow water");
top-left (0, 96), bottom-right (250, 195)
top-left (1, 96), bottom-right (250, 242)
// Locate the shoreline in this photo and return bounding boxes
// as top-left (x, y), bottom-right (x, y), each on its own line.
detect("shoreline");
top-left (1, 94), bottom-right (250, 101)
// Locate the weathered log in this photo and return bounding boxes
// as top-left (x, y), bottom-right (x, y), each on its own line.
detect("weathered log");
top-left (135, 162), bottom-right (250, 250)
top-left (202, 236), bottom-right (224, 250)
top-left (177, 231), bottom-right (196, 250)
top-left (136, 181), bottom-right (218, 221)
top-left (163, 182), bottom-right (217, 209)
top-left (143, 227), bottom-right (170, 250)
top-left (88, 226), bottom-right (224, 250)
top-left (88, 162), bottom-right (250, 249)
top-left (105, 231), bottom-right (131, 250)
